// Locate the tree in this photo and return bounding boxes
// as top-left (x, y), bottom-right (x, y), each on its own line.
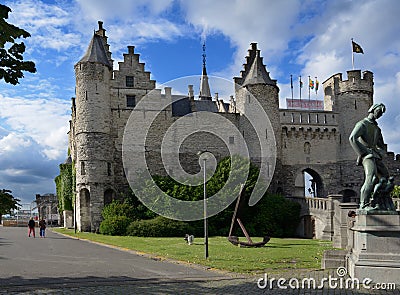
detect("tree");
top-left (0, 4), bottom-right (36, 85)
top-left (0, 189), bottom-right (21, 222)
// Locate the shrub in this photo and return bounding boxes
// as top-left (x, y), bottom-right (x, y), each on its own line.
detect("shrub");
top-left (244, 194), bottom-right (301, 238)
top-left (127, 216), bottom-right (191, 237)
top-left (102, 200), bottom-right (136, 221)
top-left (99, 216), bottom-right (132, 236)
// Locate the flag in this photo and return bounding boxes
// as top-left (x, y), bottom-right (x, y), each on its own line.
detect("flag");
top-left (309, 78), bottom-right (314, 89)
top-left (315, 78), bottom-right (319, 94)
top-left (299, 76), bottom-right (303, 88)
top-left (352, 40), bottom-right (364, 54)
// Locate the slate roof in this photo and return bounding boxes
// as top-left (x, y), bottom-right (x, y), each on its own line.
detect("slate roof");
top-left (78, 34), bottom-right (112, 69)
top-left (242, 50), bottom-right (276, 86)
top-left (171, 97), bottom-right (219, 116)
top-left (171, 96), bottom-right (192, 117)
top-left (195, 100), bottom-right (218, 112)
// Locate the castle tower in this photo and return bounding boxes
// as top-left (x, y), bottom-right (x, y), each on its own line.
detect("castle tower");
top-left (74, 21), bottom-right (114, 232)
top-left (234, 43), bottom-right (282, 192)
top-left (199, 42), bottom-right (212, 100)
top-left (323, 70), bottom-right (373, 161)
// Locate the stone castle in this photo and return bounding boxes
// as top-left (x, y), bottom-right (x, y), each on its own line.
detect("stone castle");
top-left (64, 21), bottom-right (400, 233)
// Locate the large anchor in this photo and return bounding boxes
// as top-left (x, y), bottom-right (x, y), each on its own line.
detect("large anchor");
top-left (227, 184), bottom-right (270, 247)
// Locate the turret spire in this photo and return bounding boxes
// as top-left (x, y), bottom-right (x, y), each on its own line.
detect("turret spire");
top-left (199, 41), bottom-right (212, 100)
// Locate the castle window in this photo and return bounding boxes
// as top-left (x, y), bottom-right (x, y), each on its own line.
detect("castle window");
top-left (127, 95), bottom-right (136, 108)
top-left (291, 113), bottom-right (294, 123)
top-left (126, 76), bottom-right (134, 87)
top-left (324, 114), bottom-right (327, 124)
top-left (299, 114), bottom-right (302, 123)
top-left (265, 129), bottom-right (268, 139)
top-left (229, 136), bottom-right (234, 144)
top-left (316, 114), bottom-right (319, 123)
top-left (304, 142), bottom-right (311, 154)
top-left (307, 114), bottom-right (311, 124)
top-left (81, 161), bottom-right (86, 175)
top-left (107, 162), bottom-right (112, 176)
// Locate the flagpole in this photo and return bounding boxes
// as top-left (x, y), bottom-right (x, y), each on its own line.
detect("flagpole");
top-left (299, 75), bottom-right (302, 103)
top-left (308, 76), bottom-right (311, 100)
top-left (290, 74), bottom-right (293, 106)
top-left (351, 38), bottom-right (354, 70)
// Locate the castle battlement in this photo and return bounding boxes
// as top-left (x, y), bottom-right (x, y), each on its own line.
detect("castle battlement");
top-left (281, 126), bottom-right (338, 140)
top-left (280, 109), bottom-right (338, 126)
top-left (323, 70), bottom-right (373, 96)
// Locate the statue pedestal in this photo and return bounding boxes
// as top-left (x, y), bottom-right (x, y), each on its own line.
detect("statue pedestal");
top-left (347, 212), bottom-right (400, 284)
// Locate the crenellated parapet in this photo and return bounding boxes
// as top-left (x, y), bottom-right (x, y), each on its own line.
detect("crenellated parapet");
top-left (323, 70), bottom-right (373, 112)
top-left (280, 109), bottom-right (338, 126)
top-left (323, 70), bottom-right (373, 96)
top-left (281, 126), bottom-right (338, 140)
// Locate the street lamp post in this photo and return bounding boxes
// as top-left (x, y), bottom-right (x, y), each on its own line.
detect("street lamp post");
top-left (203, 157), bottom-right (209, 259)
top-left (74, 197), bottom-right (77, 234)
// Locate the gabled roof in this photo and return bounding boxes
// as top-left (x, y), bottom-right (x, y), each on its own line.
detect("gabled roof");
top-left (78, 34), bottom-right (112, 69)
top-left (242, 50), bottom-right (275, 86)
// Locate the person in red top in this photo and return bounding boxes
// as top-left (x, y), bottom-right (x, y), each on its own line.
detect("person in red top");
top-left (28, 218), bottom-right (35, 238)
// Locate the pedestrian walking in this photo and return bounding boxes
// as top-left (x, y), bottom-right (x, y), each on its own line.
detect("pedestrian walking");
top-left (28, 218), bottom-right (35, 238)
top-left (39, 219), bottom-right (46, 238)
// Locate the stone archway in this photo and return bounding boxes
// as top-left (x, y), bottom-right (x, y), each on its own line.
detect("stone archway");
top-left (294, 168), bottom-right (324, 198)
top-left (79, 188), bottom-right (91, 232)
top-left (303, 168), bottom-right (324, 198)
top-left (104, 189), bottom-right (115, 206)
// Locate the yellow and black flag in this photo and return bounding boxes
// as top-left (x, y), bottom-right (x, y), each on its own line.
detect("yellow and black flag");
top-left (352, 40), bottom-right (364, 54)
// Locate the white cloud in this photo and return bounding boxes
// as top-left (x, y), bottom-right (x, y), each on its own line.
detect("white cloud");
top-left (179, 0), bottom-right (301, 76)
top-left (74, 0), bottom-right (174, 23)
top-left (0, 133), bottom-right (32, 153)
top-left (0, 95), bottom-right (70, 160)
top-left (5, 0), bottom-right (81, 51)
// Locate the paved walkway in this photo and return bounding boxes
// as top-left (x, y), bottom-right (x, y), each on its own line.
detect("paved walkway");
top-left (0, 226), bottom-right (398, 294)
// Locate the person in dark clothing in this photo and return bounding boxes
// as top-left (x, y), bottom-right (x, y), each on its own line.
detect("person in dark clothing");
top-left (28, 218), bottom-right (35, 238)
top-left (39, 219), bottom-right (46, 238)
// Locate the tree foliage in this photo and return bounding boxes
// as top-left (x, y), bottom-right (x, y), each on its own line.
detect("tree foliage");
top-left (55, 162), bottom-right (75, 212)
top-left (0, 4), bottom-right (36, 85)
top-left (391, 185), bottom-right (400, 198)
top-left (113, 156), bottom-right (300, 238)
top-left (0, 189), bottom-right (21, 221)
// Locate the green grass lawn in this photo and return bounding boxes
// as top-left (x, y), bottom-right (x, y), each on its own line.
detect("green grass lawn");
top-left (53, 228), bottom-right (333, 274)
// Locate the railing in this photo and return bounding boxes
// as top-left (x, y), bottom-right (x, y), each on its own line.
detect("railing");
top-left (306, 197), bottom-right (330, 211)
top-left (286, 196), bottom-right (331, 215)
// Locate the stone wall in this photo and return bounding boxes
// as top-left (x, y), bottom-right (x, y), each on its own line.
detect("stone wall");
top-left (67, 24), bottom-right (400, 233)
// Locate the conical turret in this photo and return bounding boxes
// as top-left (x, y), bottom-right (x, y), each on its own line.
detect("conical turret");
top-left (74, 21), bottom-right (114, 232)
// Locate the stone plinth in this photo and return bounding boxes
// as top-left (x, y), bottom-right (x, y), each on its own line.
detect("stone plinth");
top-left (63, 210), bottom-right (73, 228)
top-left (347, 212), bottom-right (400, 284)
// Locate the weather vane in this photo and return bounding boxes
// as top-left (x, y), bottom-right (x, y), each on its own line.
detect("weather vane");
top-left (202, 42), bottom-right (206, 68)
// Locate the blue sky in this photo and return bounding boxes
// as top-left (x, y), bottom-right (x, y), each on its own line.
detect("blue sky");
top-left (1, 0), bottom-right (400, 204)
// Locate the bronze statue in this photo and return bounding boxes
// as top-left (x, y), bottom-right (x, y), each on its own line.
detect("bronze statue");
top-left (349, 103), bottom-right (395, 211)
